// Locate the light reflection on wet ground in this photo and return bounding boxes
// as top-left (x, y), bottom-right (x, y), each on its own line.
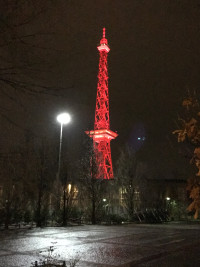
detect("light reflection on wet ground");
top-left (0, 224), bottom-right (200, 266)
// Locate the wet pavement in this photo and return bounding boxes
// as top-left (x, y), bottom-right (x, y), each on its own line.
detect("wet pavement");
top-left (0, 223), bottom-right (200, 266)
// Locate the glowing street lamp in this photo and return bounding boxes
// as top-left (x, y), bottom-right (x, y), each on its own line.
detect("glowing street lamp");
top-left (56, 112), bottom-right (71, 180)
top-left (57, 113), bottom-right (71, 125)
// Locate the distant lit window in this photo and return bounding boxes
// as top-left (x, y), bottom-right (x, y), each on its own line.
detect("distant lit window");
top-left (119, 187), bottom-right (127, 204)
top-left (68, 184), bottom-right (71, 193)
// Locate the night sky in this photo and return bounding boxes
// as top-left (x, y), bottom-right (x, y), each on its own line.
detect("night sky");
top-left (1, 0), bottom-right (200, 179)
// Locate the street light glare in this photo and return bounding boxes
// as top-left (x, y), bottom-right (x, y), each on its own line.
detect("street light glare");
top-left (57, 113), bottom-right (71, 125)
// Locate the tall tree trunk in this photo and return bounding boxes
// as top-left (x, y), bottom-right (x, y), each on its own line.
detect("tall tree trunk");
top-left (92, 194), bottom-right (96, 224)
top-left (36, 190), bottom-right (42, 227)
top-left (5, 201), bottom-right (10, 229)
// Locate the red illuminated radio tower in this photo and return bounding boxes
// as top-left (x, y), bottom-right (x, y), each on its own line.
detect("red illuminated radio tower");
top-left (85, 28), bottom-right (118, 179)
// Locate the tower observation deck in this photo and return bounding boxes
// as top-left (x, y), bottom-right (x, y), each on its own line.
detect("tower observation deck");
top-left (85, 28), bottom-right (118, 179)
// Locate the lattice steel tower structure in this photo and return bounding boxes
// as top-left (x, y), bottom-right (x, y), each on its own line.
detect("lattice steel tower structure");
top-left (85, 28), bottom-right (118, 179)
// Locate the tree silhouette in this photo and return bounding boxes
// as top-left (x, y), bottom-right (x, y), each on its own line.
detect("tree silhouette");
top-left (173, 94), bottom-right (200, 218)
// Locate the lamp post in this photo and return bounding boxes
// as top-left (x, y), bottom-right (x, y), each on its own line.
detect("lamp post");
top-left (56, 112), bottom-right (71, 226)
top-left (56, 112), bottom-right (71, 180)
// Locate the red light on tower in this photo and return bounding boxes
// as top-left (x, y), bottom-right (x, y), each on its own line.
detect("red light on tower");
top-left (85, 28), bottom-right (118, 179)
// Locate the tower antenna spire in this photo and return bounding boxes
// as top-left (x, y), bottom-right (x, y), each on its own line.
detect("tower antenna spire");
top-left (103, 27), bottom-right (106, 38)
top-left (85, 28), bottom-right (118, 179)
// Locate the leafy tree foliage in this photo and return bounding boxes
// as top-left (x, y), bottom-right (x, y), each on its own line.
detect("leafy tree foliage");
top-left (173, 94), bottom-right (200, 218)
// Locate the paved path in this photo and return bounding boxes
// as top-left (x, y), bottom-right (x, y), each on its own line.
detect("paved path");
top-left (0, 223), bottom-right (200, 266)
